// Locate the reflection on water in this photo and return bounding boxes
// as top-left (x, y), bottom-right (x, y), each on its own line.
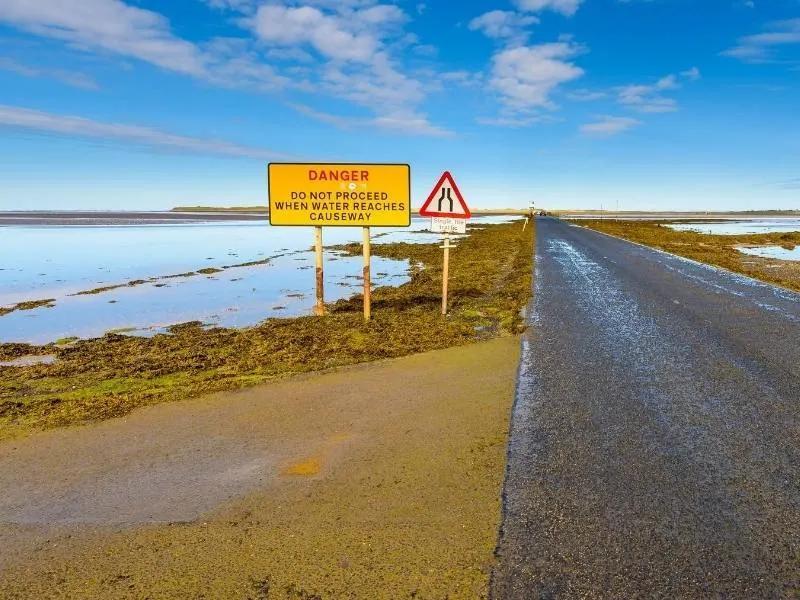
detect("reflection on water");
top-left (0, 216), bottom-right (518, 343)
top-left (666, 219), bottom-right (800, 235)
top-left (739, 245), bottom-right (800, 261)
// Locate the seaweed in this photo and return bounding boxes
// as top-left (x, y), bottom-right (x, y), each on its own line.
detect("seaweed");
top-left (0, 220), bottom-right (533, 439)
top-left (0, 298), bottom-right (56, 317)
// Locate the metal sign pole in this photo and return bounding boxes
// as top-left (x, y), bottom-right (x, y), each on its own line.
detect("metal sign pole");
top-left (441, 234), bottom-right (451, 316)
top-left (314, 226), bottom-right (325, 316)
top-left (363, 226), bottom-right (371, 321)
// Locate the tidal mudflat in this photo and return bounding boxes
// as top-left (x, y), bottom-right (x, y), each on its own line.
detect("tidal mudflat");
top-left (0, 216), bottom-right (513, 344)
top-left (0, 219), bottom-right (532, 440)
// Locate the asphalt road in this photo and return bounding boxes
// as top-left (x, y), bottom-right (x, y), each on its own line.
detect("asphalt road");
top-left (492, 217), bottom-right (800, 599)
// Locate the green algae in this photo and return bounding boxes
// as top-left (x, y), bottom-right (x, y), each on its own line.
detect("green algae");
top-left (0, 298), bottom-right (56, 317)
top-left (0, 220), bottom-right (533, 440)
top-left (73, 278), bottom-right (152, 296)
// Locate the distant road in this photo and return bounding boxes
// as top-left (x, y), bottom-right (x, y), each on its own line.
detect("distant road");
top-left (492, 217), bottom-right (800, 598)
top-left (0, 211), bottom-right (269, 226)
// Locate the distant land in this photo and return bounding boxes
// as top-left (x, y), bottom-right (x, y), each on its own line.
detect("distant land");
top-left (0, 209), bottom-right (797, 227)
top-left (170, 206), bottom-right (799, 217)
top-left (170, 205), bottom-right (532, 216)
top-left (172, 205), bottom-right (268, 213)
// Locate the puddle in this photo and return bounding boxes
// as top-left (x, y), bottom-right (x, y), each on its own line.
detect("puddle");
top-left (0, 354), bottom-right (57, 367)
top-left (738, 246), bottom-right (800, 261)
top-left (666, 219), bottom-right (800, 235)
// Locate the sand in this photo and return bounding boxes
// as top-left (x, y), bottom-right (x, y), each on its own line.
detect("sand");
top-left (0, 336), bottom-right (520, 599)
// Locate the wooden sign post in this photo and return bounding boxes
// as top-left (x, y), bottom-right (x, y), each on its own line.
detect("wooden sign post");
top-left (441, 234), bottom-right (453, 315)
top-left (267, 163), bottom-right (411, 319)
top-left (362, 226), bottom-right (371, 321)
top-left (314, 226), bottom-right (324, 316)
top-left (419, 171), bottom-right (471, 317)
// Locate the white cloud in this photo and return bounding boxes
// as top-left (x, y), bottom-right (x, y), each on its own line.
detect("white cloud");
top-left (655, 74), bottom-right (679, 90)
top-left (0, 0), bottom-right (446, 137)
top-left (0, 0), bottom-right (289, 92)
top-left (617, 85), bottom-right (678, 113)
top-left (251, 5), bottom-right (377, 62)
top-left (0, 104), bottom-right (288, 159)
top-left (249, 3), bottom-right (407, 63)
top-left (321, 54), bottom-right (423, 110)
top-left (566, 88), bottom-right (608, 101)
top-left (0, 57), bottom-right (99, 90)
top-left (615, 68), bottom-right (699, 113)
top-left (440, 70), bottom-right (484, 87)
top-left (205, 0), bottom-right (257, 12)
top-left (412, 44), bottom-right (438, 57)
top-left (265, 47), bottom-right (315, 63)
top-left (244, 3), bottom-right (443, 134)
top-left (298, 0), bottom-right (383, 9)
top-left (356, 4), bottom-right (407, 27)
top-left (477, 113), bottom-right (556, 127)
top-left (372, 111), bottom-right (453, 136)
top-left (512, 0), bottom-right (583, 17)
top-left (681, 66), bottom-right (701, 81)
top-left (580, 115), bottom-right (641, 136)
top-left (489, 43), bottom-right (584, 112)
top-left (468, 10), bottom-right (539, 43)
top-left (0, 0), bottom-right (206, 76)
top-left (722, 18), bottom-right (800, 63)
top-left (290, 103), bottom-right (451, 136)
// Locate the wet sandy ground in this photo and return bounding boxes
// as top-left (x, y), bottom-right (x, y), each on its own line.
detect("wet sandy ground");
top-left (492, 218), bottom-right (800, 598)
top-left (0, 336), bottom-right (519, 598)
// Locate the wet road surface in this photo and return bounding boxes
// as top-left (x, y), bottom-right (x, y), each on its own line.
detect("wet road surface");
top-left (492, 217), bottom-right (800, 598)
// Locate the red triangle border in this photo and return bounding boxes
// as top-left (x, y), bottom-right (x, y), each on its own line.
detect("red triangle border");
top-left (419, 171), bottom-right (471, 218)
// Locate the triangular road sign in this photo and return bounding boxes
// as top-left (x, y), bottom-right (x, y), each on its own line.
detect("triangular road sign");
top-left (419, 171), bottom-right (471, 218)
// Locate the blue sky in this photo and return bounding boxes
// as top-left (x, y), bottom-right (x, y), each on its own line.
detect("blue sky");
top-left (0, 0), bottom-right (798, 211)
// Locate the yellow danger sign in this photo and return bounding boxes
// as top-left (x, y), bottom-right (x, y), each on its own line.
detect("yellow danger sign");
top-left (268, 163), bottom-right (410, 227)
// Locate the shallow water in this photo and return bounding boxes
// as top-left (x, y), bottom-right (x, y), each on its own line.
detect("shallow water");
top-left (0, 216), bottom-right (517, 343)
top-left (0, 354), bottom-right (57, 367)
top-left (666, 219), bottom-right (800, 235)
top-left (738, 245), bottom-right (800, 261)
